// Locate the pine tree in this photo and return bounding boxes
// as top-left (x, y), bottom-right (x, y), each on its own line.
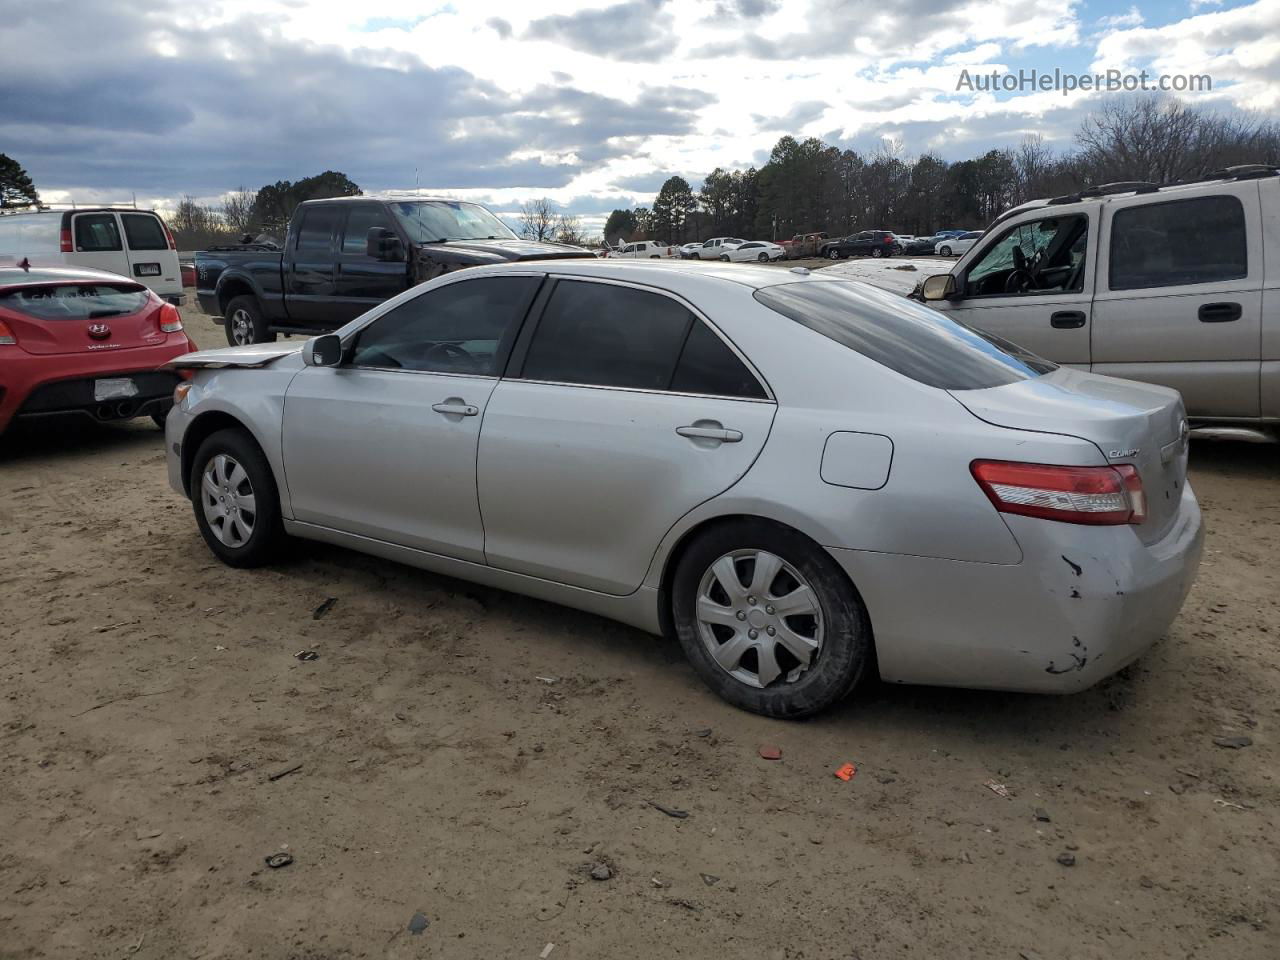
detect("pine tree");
top-left (0, 154), bottom-right (39, 208)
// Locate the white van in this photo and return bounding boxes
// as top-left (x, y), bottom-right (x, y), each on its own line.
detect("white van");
top-left (0, 207), bottom-right (184, 304)
top-left (917, 165), bottom-right (1280, 427)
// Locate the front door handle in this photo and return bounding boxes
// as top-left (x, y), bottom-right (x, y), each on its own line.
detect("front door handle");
top-left (431, 398), bottom-right (479, 417)
top-left (1050, 310), bottom-right (1086, 329)
top-left (677, 423), bottom-right (742, 443)
top-left (1198, 302), bottom-right (1242, 323)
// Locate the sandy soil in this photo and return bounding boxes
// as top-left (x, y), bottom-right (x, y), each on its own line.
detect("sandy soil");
top-left (1, 306), bottom-right (1276, 959)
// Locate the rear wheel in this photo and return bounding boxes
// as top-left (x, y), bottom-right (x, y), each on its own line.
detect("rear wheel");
top-left (826, 247), bottom-right (840, 260)
top-left (939, 245), bottom-right (952, 256)
top-left (223, 295), bottom-right (275, 347)
top-left (671, 520), bottom-right (871, 718)
top-left (872, 247), bottom-right (884, 258)
top-left (757, 252), bottom-right (769, 262)
top-left (189, 428), bottom-right (284, 567)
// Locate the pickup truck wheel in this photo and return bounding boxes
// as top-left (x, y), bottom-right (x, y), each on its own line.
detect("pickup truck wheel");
top-left (223, 295), bottom-right (276, 347)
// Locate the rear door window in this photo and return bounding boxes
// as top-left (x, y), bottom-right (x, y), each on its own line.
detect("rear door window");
top-left (1109, 195), bottom-right (1247, 290)
top-left (671, 320), bottom-right (767, 399)
top-left (121, 214), bottom-right (168, 251)
top-left (296, 206), bottom-right (339, 252)
top-left (520, 280), bottom-right (693, 390)
top-left (74, 214), bottom-right (122, 252)
top-left (754, 280), bottom-right (1055, 390)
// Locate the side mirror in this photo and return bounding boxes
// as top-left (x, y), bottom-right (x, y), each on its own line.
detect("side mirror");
top-left (921, 274), bottom-right (958, 301)
top-left (303, 334), bottom-right (343, 367)
top-left (366, 227), bottom-right (404, 262)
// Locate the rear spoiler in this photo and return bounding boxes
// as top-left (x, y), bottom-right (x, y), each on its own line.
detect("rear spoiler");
top-left (165, 344), bottom-right (300, 369)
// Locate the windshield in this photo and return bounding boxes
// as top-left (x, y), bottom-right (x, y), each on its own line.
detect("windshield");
top-left (753, 279), bottom-right (1056, 390)
top-left (0, 282), bottom-right (151, 319)
top-left (389, 201), bottom-right (518, 243)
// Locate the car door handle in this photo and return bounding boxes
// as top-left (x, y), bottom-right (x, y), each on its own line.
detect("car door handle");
top-left (431, 399), bottom-right (479, 417)
top-left (1198, 302), bottom-right (1242, 323)
top-left (1050, 310), bottom-right (1086, 329)
top-left (676, 424), bottom-right (742, 443)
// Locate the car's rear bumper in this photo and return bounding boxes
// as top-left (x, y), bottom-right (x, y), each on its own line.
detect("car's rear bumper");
top-left (828, 482), bottom-right (1204, 693)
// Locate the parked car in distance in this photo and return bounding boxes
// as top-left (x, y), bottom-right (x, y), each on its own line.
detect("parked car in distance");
top-left (900, 235), bottom-right (942, 255)
top-left (686, 237), bottom-right (745, 259)
top-left (0, 264), bottom-right (196, 435)
top-left (612, 240), bottom-right (677, 259)
top-left (780, 232), bottom-right (829, 259)
top-left (722, 241), bottom-right (787, 262)
top-left (0, 207), bottom-right (184, 304)
top-left (916, 164), bottom-right (1280, 426)
top-left (165, 259), bottom-right (1201, 718)
top-left (935, 232), bottom-right (982, 256)
top-left (195, 195), bottom-right (595, 346)
top-left (821, 231), bottom-right (899, 259)
top-left (678, 242), bottom-right (704, 259)
top-left (934, 229), bottom-right (971, 239)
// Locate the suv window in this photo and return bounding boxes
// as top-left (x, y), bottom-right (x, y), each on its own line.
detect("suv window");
top-left (966, 214), bottom-right (1088, 296)
top-left (671, 320), bottom-right (767, 399)
top-left (350, 276), bottom-right (540, 375)
top-left (74, 214), bottom-right (121, 252)
top-left (522, 281), bottom-right (693, 390)
top-left (341, 205), bottom-right (395, 254)
top-left (754, 280), bottom-right (1055, 390)
top-left (121, 213), bottom-right (168, 251)
top-left (1109, 195), bottom-right (1247, 290)
top-left (296, 206), bottom-right (339, 252)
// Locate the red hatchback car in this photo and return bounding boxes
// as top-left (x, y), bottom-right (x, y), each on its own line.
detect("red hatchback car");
top-left (0, 264), bottom-right (197, 436)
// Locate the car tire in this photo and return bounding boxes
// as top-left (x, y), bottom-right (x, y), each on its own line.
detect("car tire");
top-left (650, 255), bottom-right (660, 259)
top-left (189, 428), bottom-right (284, 568)
top-left (757, 252), bottom-right (769, 262)
top-left (872, 248), bottom-right (884, 258)
top-left (939, 246), bottom-right (952, 256)
top-left (690, 253), bottom-right (701, 260)
top-left (826, 248), bottom-right (839, 260)
top-left (720, 254), bottom-right (730, 261)
top-left (671, 519), bottom-right (872, 719)
top-left (223, 295), bottom-right (275, 347)
top-left (150, 400), bottom-right (172, 430)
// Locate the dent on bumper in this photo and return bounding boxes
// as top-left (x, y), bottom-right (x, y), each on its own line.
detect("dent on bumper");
top-left (829, 484), bottom-right (1204, 694)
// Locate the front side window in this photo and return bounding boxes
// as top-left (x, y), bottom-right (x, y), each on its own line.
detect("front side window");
top-left (754, 280), bottom-right (1056, 391)
top-left (121, 214), bottom-right (168, 251)
top-left (341, 205), bottom-right (396, 254)
top-left (74, 214), bottom-right (121, 252)
top-left (296, 206), bottom-right (339, 252)
top-left (1109, 195), bottom-right (1247, 290)
top-left (965, 215), bottom-right (1088, 297)
top-left (350, 276), bottom-right (540, 375)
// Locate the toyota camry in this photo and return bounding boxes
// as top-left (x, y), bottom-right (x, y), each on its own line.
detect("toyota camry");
top-left (163, 260), bottom-right (1202, 718)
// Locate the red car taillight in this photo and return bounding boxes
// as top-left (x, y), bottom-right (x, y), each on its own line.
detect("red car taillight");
top-left (162, 221), bottom-right (177, 250)
top-left (158, 303), bottom-right (184, 333)
top-left (971, 460), bottom-right (1146, 526)
top-left (60, 228), bottom-right (73, 253)
top-left (0, 317), bottom-right (15, 345)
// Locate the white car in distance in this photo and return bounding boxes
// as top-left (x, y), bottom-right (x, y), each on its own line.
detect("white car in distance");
top-left (722, 241), bottom-right (786, 263)
top-left (935, 231), bottom-right (982, 256)
top-left (612, 240), bottom-right (677, 259)
top-left (688, 237), bottom-right (745, 259)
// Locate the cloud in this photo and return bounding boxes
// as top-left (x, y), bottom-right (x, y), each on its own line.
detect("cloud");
top-left (525, 0), bottom-right (676, 62)
top-left (751, 100), bottom-right (829, 130)
top-left (1097, 6), bottom-right (1143, 29)
top-left (486, 17), bottom-right (512, 39)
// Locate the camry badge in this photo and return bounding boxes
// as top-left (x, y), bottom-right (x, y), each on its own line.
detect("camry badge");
top-left (87, 323), bottom-right (111, 340)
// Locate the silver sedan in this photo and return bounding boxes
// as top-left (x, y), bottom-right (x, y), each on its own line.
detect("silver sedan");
top-left (164, 260), bottom-right (1203, 717)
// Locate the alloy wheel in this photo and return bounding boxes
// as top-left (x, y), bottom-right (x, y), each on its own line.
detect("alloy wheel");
top-left (827, 248), bottom-right (839, 259)
top-left (695, 549), bottom-right (824, 688)
top-left (229, 308), bottom-right (253, 346)
top-left (200, 453), bottom-right (257, 548)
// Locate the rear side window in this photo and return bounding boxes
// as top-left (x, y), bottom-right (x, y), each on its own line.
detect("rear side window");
top-left (671, 321), bottom-right (767, 399)
top-left (754, 280), bottom-right (1055, 390)
top-left (121, 214), bottom-right (168, 251)
top-left (74, 214), bottom-right (122, 252)
top-left (522, 281), bottom-right (692, 390)
top-left (350, 276), bottom-right (540, 375)
top-left (0, 283), bottom-right (150, 320)
top-left (1109, 195), bottom-right (1247, 290)
top-left (296, 206), bottom-right (339, 252)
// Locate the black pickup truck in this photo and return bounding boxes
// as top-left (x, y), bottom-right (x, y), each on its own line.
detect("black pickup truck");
top-left (196, 196), bottom-right (594, 345)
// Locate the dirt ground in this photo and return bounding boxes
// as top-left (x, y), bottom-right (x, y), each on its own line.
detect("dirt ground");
top-left (1, 305), bottom-right (1276, 960)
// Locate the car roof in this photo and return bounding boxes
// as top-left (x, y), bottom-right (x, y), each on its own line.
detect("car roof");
top-left (463, 257), bottom-right (825, 291)
top-left (0, 263), bottom-right (143, 287)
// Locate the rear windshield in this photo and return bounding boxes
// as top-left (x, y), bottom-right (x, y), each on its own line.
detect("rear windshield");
top-left (753, 280), bottom-right (1055, 390)
top-left (121, 213), bottom-right (169, 251)
top-left (0, 282), bottom-right (151, 320)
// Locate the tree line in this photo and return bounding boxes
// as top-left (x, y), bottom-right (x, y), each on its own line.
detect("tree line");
top-left (599, 96), bottom-right (1280, 245)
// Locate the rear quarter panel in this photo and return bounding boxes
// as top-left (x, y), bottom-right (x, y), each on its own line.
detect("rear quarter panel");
top-left (1261, 177), bottom-right (1280, 419)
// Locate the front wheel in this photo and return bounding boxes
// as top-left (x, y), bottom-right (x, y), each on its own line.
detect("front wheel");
top-left (939, 246), bottom-right (952, 257)
top-left (223, 295), bottom-right (275, 347)
top-left (190, 428), bottom-right (285, 568)
top-left (720, 254), bottom-right (730, 261)
top-left (826, 248), bottom-right (840, 260)
top-left (690, 253), bottom-right (701, 260)
top-left (871, 248), bottom-right (884, 258)
top-left (757, 252), bottom-right (769, 262)
top-left (671, 520), bottom-right (872, 718)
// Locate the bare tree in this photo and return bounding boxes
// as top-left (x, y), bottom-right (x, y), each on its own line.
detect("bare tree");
top-left (554, 213), bottom-right (585, 246)
top-left (518, 197), bottom-right (559, 241)
top-left (221, 186), bottom-right (257, 235)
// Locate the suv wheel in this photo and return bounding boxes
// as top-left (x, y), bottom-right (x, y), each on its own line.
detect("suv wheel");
top-left (671, 520), bottom-right (871, 718)
top-left (223, 295), bottom-right (276, 347)
top-left (826, 248), bottom-right (840, 260)
top-left (190, 428), bottom-right (284, 567)
top-left (872, 247), bottom-right (884, 258)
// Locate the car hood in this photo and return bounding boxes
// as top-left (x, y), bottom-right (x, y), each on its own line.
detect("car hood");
top-left (418, 238), bottom-right (595, 262)
top-left (165, 342), bottom-right (301, 369)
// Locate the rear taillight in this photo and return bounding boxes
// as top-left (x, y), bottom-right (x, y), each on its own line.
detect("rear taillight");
top-left (971, 460), bottom-right (1146, 526)
top-left (0, 318), bottom-right (15, 345)
top-left (162, 221), bottom-right (176, 250)
top-left (159, 303), bottom-right (183, 333)
top-left (60, 228), bottom-right (73, 253)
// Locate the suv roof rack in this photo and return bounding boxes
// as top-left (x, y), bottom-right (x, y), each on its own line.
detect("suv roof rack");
top-left (1080, 181), bottom-right (1160, 197)
top-left (1204, 163), bottom-right (1278, 182)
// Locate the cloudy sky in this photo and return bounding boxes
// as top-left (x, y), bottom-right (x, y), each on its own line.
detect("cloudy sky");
top-left (3, 0), bottom-right (1277, 233)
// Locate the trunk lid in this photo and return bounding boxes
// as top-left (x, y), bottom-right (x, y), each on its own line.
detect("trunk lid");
top-left (0, 281), bottom-right (173, 356)
top-left (950, 367), bottom-right (1189, 544)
